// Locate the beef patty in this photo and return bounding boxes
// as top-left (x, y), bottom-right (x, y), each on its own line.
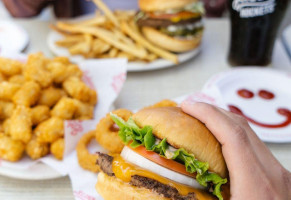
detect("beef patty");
top-left (136, 16), bottom-right (202, 28)
top-left (96, 152), bottom-right (197, 200)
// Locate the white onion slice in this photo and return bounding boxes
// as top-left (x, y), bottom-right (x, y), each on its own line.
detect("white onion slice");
top-left (121, 146), bottom-right (204, 189)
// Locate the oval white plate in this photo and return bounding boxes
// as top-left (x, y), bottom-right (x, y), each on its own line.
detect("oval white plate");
top-left (47, 30), bottom-right (200, 72)
top-left (0, 162), bottom-right (62, 180)
top-left (203, 67), bottom-right (291, 143)
top-left (0, 21), bottom-right (29, 53)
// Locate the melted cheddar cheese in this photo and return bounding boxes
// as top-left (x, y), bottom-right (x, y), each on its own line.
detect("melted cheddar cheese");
top-left (112, 155), bottom-right (215, 200)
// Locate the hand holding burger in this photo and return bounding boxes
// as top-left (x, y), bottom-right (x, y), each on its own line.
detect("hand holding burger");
top-left (96, 106), bottom-right (229, 200)
top-left (181, 101), bottom-right (291, 200)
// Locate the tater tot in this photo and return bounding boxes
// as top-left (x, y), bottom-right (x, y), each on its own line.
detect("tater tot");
top-left (50, 138), bottom-right (64, 160)
top-left (38, 87), bottom-right (66, 107)
top-left (0, 82), bottom-right (20, 101)
top-left (31, 105), bottom-right (50, 125)
top-left (63, 77), bottom-right (97, 105)
top-left (26, 137), bottom-right (49, 160)
top-left (0, 134), bottom-right (25, 162)
top-left (52, 56), bottom-right (70, 65)
top-left (0, 101), bottom-right (15, 119)
top-left (8, 75), bottom-right (26, 85)
top-left (2, 118), bottom-right (10, 135)
top-left (47, 62), bottom-right (82, 83)
top-left (12, 81), bottom-right (41, 107)
top-left (66, 64), bottom-right (83, 79)
top-left (9, 106), bottom-right (32, 143)
top-left (51, 97), bottom-right (76, 119)
top-left (35, 117), bottom-right (64, 143)
top-left (74, 99), bottom-right (94, 119)
top-left (0, 123), bottom-right (3, 133)
top-left (0, 73), bottom-right (6, 82)
top-left (0, 58), bottom-right (22, 76)
top-left (24, 53), bottom-right (53, 88)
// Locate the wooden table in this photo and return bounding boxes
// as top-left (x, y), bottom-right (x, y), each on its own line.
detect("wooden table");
top-left (0, 18), bottom-right (290, 200)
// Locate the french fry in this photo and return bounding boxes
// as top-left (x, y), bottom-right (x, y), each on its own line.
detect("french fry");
top-left (69, 42), bottom-right (91, 55)
top-left (84, 34), bottom-right (93, 47)
top-left (112, 28), bottom-right (148, 57)
top-left (112, 29), bottom-right (135, 46)
top-left (92, 0), bottom-right (119, 27)
top-left (109, 48), bottom-right (119, 58)
top-left (55, 35), bottom-right (85, 47)
top-left (117, 52), bottom-right (135, 61)
top-left (121, 21), bottom-right (178, 64)
top-left (144, 53), bottom-right (158, 62)
top-left (74, 16), bottom-right (106, 27)
top-left (114, 10), bottom-right (136, 21)
top-left (55, 24), bottom-right (147, 59)
top-left (92, 39), bottom-right (111, 55)
top-left (52, 1), bottom-right (181, 64)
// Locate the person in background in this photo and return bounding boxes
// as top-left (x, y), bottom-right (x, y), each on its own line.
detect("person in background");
top-left (3, 0), bottom-right (228, 18)
top-left (2, 0), bottom-right (138, 18)
top-left (203, 0), bottom-right (227, 17)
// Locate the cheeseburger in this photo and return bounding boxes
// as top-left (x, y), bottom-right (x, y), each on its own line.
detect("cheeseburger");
top-left (135, 0), bottom-right (204, 52)
top-left (96, 107), bottom-right (229, 200)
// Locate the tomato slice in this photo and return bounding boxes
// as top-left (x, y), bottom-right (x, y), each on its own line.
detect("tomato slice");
top-left (127, 145), bottom-right (196, 178)
top-left (148, 11), bottom-right (200, 21)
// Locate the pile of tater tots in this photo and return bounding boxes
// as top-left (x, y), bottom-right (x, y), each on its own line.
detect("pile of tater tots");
top-left (0, 53), bottom-right (97, 161)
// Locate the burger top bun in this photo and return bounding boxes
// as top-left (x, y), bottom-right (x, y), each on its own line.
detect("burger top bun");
top-left (139, 0), bottom-right (198, 12)
top-left (132, 107), bottom-right (227, 178)
top-left (142, 27), bottom-right (202, 53)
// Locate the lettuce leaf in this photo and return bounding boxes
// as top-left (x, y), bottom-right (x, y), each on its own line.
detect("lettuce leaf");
top-left (111, 113), bottom-right (227, 200)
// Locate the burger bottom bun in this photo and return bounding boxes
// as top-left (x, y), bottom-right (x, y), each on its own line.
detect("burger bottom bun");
top-left (142, 27), bottom-right (202, 53)
top-left (96, 172), bottom-right (221, 200)
top-left (96, 172), bottom-right (169, 200)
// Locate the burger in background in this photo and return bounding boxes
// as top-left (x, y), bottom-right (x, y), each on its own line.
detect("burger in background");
top-left (135, 0), bottom-right (204, 52)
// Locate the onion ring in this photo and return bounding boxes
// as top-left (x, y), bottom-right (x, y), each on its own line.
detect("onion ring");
top-left (76, 130), bottom-right (100, 172)
top-left (95, 109), bottom-right (133, 153)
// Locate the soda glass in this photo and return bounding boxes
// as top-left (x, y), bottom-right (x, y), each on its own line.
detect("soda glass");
top-left (228, 0), bottom-right (290, 66)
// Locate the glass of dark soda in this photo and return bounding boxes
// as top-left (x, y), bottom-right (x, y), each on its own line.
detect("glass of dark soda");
top-left (228, 0), bottom-right (290, 66)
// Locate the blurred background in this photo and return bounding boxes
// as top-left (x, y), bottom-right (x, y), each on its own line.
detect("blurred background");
top-left (1, 0), bottom-right (290, 34)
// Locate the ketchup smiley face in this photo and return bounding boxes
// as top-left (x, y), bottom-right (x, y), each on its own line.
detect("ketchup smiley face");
top-left (228, 89), bottom-right (291, 129)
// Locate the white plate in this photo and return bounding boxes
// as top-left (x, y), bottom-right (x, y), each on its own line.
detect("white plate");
top-left (47, 30), bottom-right (200, 72)
top-left (0, 21), bottom-right (29, 53)
top-left (203, 67), bottom-right (291, 143)
top-left (0, 162), bottom-right (62, 180)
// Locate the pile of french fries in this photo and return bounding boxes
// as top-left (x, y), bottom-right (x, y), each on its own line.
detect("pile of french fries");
top-left (52, 0), bottom-right (178, 64)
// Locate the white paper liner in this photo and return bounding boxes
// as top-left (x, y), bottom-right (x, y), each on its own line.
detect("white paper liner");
top-left (0, 55), bottom-right (128, 176)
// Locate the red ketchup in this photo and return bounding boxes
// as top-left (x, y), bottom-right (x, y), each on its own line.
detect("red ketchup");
top-left (258, 90), bottom-right (275, 100)
top-left (237, 89), bottom-right (254, 99)
top-left (228, 105), bottom-right (291, 128)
